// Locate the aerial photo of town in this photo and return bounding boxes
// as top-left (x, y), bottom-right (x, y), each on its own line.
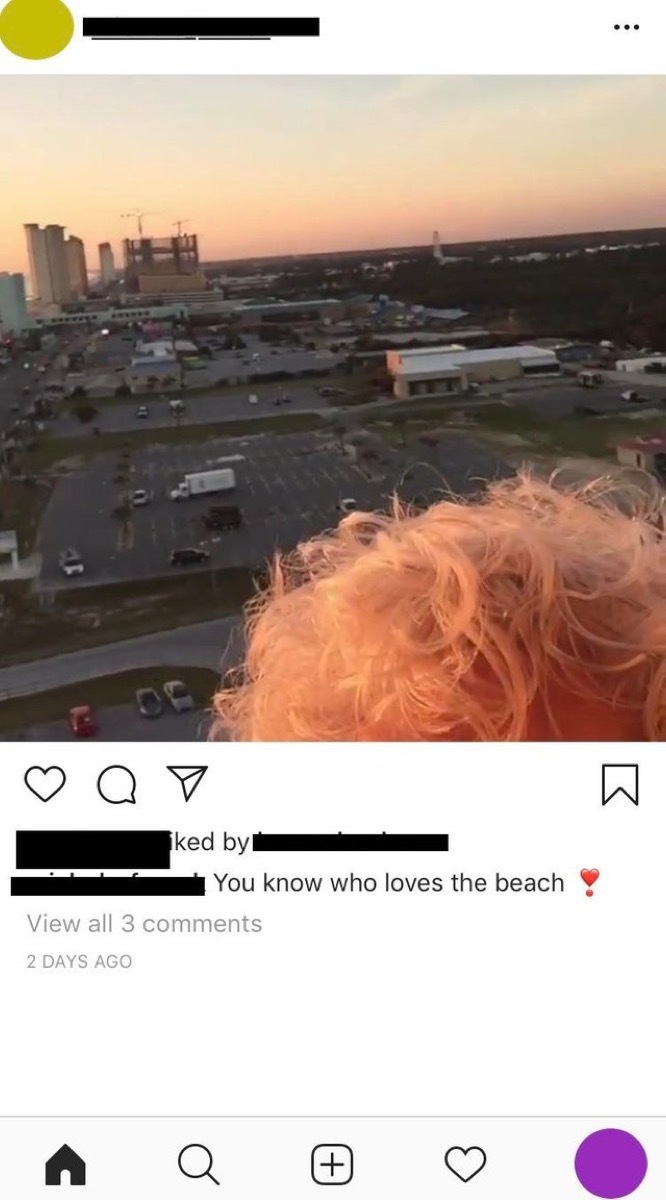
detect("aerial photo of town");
top-left (2, 74), bottom-right (666, 740)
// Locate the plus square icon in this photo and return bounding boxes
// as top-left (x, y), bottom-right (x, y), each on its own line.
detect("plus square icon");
top-left (311, 1144), bottom-right (354, 1185)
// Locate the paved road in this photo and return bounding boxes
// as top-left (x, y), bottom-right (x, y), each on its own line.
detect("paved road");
top-left (52, 380), bottom-right (336, 438)
top-left (0, 615), bottom-right (243, 699)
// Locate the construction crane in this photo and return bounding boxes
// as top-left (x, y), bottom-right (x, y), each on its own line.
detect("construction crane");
top-left (120, 210), bottom-right (161, 238)
top-left (172, 218), bottom-right (191, 238)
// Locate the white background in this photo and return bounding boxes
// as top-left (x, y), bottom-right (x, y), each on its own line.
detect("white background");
top-left (0, 0), bottom-right (662, 74)
top-left (1, 743), bottom-right (661, 1122)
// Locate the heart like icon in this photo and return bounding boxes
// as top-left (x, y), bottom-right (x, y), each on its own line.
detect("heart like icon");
top-left (581, 869), bottom-right (600, 887)
top-left (445, 1146), bottom-right (487, 1183)
top-left (24, 765), bottom-right (67, 803)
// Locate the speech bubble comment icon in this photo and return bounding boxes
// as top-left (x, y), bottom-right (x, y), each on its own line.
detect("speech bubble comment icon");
top-left (97, 765), bottom-right (137, 805)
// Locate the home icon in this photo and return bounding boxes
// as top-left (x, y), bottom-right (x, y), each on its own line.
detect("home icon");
top-left (45, 1144), bottom-right (86, 1186)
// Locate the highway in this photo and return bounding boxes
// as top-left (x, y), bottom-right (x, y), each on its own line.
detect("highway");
top-left (0, 614), bottom-right (243, 699)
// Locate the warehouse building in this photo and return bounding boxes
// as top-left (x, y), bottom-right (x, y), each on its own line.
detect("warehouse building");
top-left (386, 344), bottom-right (560, 400)
top-left (616, 356), bottom-right (666, 374)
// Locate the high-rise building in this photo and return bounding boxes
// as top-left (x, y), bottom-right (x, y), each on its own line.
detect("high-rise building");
top-left (0, 272), bottom-right (29, 334)
top-left (98, 242), bottom-right (116, 285)
top-left (66, 235), bottom-right (89, 298)
top-left (24, 223), bottom-right (71, 305)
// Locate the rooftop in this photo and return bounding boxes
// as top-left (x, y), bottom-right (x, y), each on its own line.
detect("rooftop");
top-left (390, 344), bottom-right (557, 376)
top-left (618, 434), bottom-right (666, 452)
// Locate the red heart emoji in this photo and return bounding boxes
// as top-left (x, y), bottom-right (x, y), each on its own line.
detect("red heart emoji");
top-left (581, 869), bottom-right (599, 887)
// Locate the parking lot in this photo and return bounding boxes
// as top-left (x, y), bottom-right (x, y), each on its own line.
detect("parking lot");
top-left (37, 428), bottom-right (511, 588)
top-left (512, 382), bottom-right (666, 418)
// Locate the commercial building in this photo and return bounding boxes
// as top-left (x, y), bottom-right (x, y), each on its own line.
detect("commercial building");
top-left (122, 233), bottom-right (201, 293)
top-left (98, 242), bottom-right (116, 285)
top-left (234, 299), bottom-right (347, 330)
top-left (616, 356), bottom-right (666, 373)
top-left (0, 272), bottom-right (29, 335)
top-left (125, 359), bottom-right (182, 394)
top-left (616, 435), bottom-right (666, 480)
top-left (24, 223), bottom-right (71, 305)
top-left (386, 344), bottom-right (560, 400)
top-left (66, 235), bottom-right (88, 299)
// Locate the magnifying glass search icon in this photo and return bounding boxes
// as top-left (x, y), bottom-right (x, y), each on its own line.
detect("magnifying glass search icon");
top-left (178, 1144), bottom-right (220, 1185)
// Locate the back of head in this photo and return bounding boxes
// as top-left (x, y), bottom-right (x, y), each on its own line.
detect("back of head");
top-left (212, 472), bottom-right (666, 741)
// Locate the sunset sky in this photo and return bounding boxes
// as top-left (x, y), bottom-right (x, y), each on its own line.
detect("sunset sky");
top-left (2, 75), bottom-right (666, 277)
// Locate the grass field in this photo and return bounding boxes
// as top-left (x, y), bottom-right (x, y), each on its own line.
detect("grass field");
top-left (0, 566), bottom-right (261, 666)
top-left (0, 666), bottom-right (220, 734)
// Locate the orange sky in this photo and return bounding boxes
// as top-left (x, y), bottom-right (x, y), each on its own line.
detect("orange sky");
top-left (2, 75), bottom-right (666, 277)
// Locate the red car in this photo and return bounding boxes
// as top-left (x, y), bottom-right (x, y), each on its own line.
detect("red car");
top-left (68, 705), bottom-right (98, 737)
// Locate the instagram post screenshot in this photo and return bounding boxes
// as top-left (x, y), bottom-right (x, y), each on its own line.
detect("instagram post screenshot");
top-left (1, 5), bottom-right (665, 1194)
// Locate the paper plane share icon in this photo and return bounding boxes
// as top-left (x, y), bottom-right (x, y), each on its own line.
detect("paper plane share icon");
top-left (167, 765), bottom-right (208, 802)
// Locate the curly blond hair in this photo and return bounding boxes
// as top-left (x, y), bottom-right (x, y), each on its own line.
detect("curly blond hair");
top-left (212, 472), bottom-right (666, 741)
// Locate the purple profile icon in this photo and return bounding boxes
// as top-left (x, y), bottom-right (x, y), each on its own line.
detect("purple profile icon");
top-left (575, 1129), bottom-right (648, 1198)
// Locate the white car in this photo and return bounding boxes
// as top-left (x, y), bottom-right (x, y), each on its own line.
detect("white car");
top-left (163, 679), bottom-right (195, 713)
top-left (136, 406), bottom-right (149, 418)
top-left (248, 394), bottom-right (259, 405)
top-left (59, 548), bottom-right (84, 577)
top-left (132, 489), bottom-right (150, 507)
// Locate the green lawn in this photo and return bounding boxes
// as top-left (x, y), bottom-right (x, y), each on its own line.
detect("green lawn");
top-left (0, 567), bottom-right (263, 667)
top-left (0, 666), bottom-right (220, 734)
top-left (19, 411), bottom-right (326, 472)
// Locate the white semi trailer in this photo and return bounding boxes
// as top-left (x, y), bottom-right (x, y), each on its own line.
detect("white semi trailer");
top-left (170, 468), bottom-right (236, 501)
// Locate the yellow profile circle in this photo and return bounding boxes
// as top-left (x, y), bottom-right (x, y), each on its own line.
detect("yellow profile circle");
top-left (0, 0), bottom-right (74, 58)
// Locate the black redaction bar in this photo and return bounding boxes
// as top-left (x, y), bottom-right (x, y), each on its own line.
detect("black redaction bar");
top-left (82, 17), bottom-right (320, 38)
top-left (11, 876), bottom-right (205, 897)
top-left (16, 831), bottom-right (171, 870)
top-left (253, 833), bottom-right (449, 852)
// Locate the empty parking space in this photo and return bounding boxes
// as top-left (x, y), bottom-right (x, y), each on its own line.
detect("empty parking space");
top-left (37, 429), bottom-right (511, 588)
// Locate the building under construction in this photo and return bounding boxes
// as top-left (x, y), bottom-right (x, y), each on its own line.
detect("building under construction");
top-left (122, 234), bottom-right (205, 294)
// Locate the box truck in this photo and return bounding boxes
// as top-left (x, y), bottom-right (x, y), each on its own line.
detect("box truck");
top-left (170, 468), bottom-right (236, 501)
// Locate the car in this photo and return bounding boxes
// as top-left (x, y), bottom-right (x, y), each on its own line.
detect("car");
top-left (319, 386), bottom-right (347, 397)
top-left (170, 547), bottom-right (211, 567)
top-left (68, 705), bottom-right (98, 737)
top-left (59, 548), bottom-right (84, 577)
top-left (203, 505), bottom-right (242, 531)
top-left (135, 687), bottom-right (163, 718)
top-left (621, 390), bottom-right (648, 403)
top-left (338, 498), bottom-right (358, 514)
top-left (164, 680), bottom-right (195, 713)
top-left (248, 394), bottom-right (259, 405)
top-left (131, 489), bottom-right (150, 507)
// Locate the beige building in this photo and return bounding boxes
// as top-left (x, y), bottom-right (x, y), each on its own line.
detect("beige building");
top-left (616, 435), bottom-right (666, 480)
top-left (98, 242), bottom-right (116, 285)
top-left (66, 235), bottom-right (89, 299)
top-left (386, 344), bottom-right (560, 400)
top-left (24, 223), bottom-right (71, 305)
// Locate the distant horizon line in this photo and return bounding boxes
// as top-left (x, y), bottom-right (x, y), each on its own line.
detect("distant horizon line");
top-left (8, 219), bottom-right (666, 281)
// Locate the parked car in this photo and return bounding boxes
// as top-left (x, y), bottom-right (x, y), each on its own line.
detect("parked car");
top-left (203, 505), bottom-right (242, 531)
top-left (164, 680), bottom-right (195, 713)
top-left (319, 386), bottom-right (347, 397)
top-left (136, 406), bottom-right (149, 418)
top-left (621, 390), bottom-right (648, 403)
top-left (59, 548), bottom-right (84, 577)
top-left (135, 687), bottom-right (163, 718)
top-left (131, 489), bottom-right (150, 507)
top-left (68, 705), bottom-right (98, 737)
top-left (170, 547), bottom-right (211, 567)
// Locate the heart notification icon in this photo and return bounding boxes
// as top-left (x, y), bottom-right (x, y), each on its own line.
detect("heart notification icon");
top-left (581, 868), bottom-right (600, 898)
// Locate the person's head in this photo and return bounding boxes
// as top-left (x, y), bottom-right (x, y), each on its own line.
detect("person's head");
top-left (212, 472), bottom-right (666, 741)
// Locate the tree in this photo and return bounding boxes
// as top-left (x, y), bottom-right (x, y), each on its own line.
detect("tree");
top-left (73, 402), bottom-right (98, 424)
